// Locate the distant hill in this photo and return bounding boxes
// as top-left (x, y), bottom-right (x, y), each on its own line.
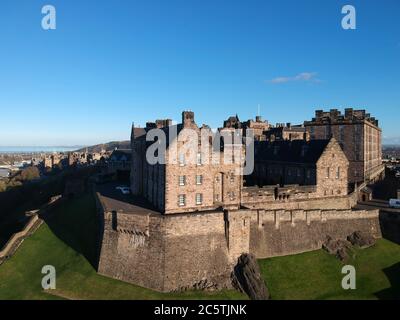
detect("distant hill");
top-left (76, 141), bottom-right (130, 153)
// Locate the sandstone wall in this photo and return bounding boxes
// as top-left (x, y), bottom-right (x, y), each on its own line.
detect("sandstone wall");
top-left (249, 209), bottom-right (381, 258)
top-left (98, 211), bottom-right (166, 291)
top-left (97, 194), bottom-right (382, 292)
top-left (161, 211), bottom-right (246, 291)
top-left (98, 209), bottom-right (253, 292)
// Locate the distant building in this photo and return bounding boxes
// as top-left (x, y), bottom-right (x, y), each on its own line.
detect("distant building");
top-left (304, 108), bottom-right (384, 184)
top-left (68, 152), bottom-right (88, 166)
top-left (222, 115), bottom-right (270, 141)
top-left (0, 168), bottom-right (10, 178)
top-left (109, 149), bottom-right (132, 172)
top-left (265, 123), bottom-right (309, 142)
top-left (241, 116), bottom-right (270, 141)
top-left (223, 114), bottom-right (242, 129)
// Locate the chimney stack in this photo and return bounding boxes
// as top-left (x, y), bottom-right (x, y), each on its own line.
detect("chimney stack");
top-left (182, 111), bottom-right (195, 127)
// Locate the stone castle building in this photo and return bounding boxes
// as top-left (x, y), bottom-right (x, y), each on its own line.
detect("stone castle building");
top-left (97, 109), bottom-right (383, 293)
top-left (264, 123), bottom-right (309, 142)
top-left (223, 115), bottom-right (270, 141)
top-left (130, 111), bottom-right (242, 214)
top-left (251, 139), bottom-right (348, 198)
top-left (304, 108), bottom-right (384, 184)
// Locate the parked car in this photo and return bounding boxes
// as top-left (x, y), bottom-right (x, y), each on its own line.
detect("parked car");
top-left (116, 186), bottom-right (131, 195)
top-left (389, 199), bottom-right (400, 209)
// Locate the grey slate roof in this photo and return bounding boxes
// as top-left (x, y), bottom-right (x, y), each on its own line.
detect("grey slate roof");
top-left (254, 139), bottom-right (330, 164)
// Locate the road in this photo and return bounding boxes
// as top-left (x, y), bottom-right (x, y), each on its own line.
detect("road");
top-left (356, 199), bottom-right (400, 213)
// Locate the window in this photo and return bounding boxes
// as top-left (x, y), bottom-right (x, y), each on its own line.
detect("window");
top-left (197, 153), bottom-right (202, 166)
top-left (301, 145), bottom-right (308, 157)
top-left (297, 168), bottom-right (301, 177)
top-left (179, 153), bottom-right (185, 166)
top-left (230, 175), bottom-right (235, 183)
top-left (339, 125), bottom-right (345, 142)
top-left (336, 167), bottom-right (340, 179)
top-left (215, 194), bottom-right (220, 202)
top-left (306, 169), bottom-right (311, 179)
top-left (326, 167), bottom-right (330, 179)
top-left (310, 126), bottom-right (315, 139)
top-left (355, 145), bottom-right (361, 161)
top-left (325, 126), bottom-right (331, 139)
top-left (229, 192), bottom-right (235, 201)
top-left (196, 193), bottom-right (203, 205)
top-left (196, 175), bottom-right (203, 185)
top-left (179, 175), bottom-right (186, 186)
top-left (178, 194), bottom-right (186, 206)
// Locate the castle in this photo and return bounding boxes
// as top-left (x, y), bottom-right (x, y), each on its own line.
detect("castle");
top-left (96, 109), bottom-right (384, 292)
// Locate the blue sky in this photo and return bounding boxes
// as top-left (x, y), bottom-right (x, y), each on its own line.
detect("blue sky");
top-left (0, 0), bottom-right (399, 146)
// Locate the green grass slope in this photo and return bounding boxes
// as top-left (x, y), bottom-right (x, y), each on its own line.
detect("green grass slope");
top-left (259, 239), bottom-right (400, 300)
top-left (0, 194), bottom-right (245, 300)
top-left (0, 192), bottom-right (399, 300)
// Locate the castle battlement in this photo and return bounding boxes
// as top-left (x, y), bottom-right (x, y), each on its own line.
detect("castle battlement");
top-left (96, 183), bottom-right (381, 292)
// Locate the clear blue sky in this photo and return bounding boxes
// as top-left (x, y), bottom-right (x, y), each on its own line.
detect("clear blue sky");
top-left (0, 0), bottom-right (399, 146)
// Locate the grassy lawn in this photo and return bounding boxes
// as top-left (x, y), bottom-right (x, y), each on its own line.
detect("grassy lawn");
top-left (0, 194), bottom-right (245, 300)
top-left (0, 192), bottom-right (399, 300)
top-left (259, 239), bottom-right (400, 300)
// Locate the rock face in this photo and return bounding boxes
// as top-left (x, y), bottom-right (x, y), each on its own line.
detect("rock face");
top-left (322, 236), bottom-right (352, 261)
top-left (347, 231), bottom-right (376, 248)
top-left (232, 253), bottom-right (270, 300)
top-left (323, 232), bottom-right (376, 261)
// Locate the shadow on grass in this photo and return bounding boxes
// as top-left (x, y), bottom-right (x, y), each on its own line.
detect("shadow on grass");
top-left (374, 262), bottom-right (400, 300)
top-left (379, 212), bottom-right (400, 245)
top-left (41, 194), bottom-right (100, 270)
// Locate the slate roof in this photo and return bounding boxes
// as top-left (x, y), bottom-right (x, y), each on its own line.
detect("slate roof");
top-left (254, 139), bottom-right (331, 164)
top-left (132, 127), bottom-right (146, 138)
top-left (110, 149), bottom-right (132, 161)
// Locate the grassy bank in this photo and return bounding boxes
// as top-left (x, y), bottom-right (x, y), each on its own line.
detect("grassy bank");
top-left (0, 192), bottom-right (399, 300)
top-left (0, 194), bottom-right (245, 300)
top-left (259, 239), bottom-right (400, 300)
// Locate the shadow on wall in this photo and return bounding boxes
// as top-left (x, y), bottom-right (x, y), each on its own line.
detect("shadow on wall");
top-left (372, 169), bottom-right (400, 200)
top-left (41, 193), bottom-right (100, 270)
top-left (379, 211), bottom-right (400, 245)
top-left (374, 262), bottom-right (400, 300)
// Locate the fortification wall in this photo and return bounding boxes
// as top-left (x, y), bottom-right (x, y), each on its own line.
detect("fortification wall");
top-left (161, 211), bottom-right (247, 291)
top-left (243, 194), bottom-right (355, 211)
top-left (97, 194), bottom-right (381, 292)
top-left (249, 209), bottom-right (381, 258)
top-left (98, 211), bottom-right (166, 291)
top-left (98, 209), bottom-right (252, 292)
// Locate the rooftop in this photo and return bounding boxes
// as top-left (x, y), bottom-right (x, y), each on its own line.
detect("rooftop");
top-left (304, 108), bottom-right (379, 127)
top-left (254, 139), bottom-right (331, 164)
top-left (96, 182), bottom-right (160, 215)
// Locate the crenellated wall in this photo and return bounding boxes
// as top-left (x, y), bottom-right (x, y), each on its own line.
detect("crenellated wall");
top-left (97, 190), bottom-right (382, 292)
top-left (249, 208), bottom-right (381, 258)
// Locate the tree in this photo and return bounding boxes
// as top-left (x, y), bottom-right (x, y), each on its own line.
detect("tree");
top-left (0, 180), bottom-right (7, 192)
top-left (14, 167), bottom-right (40, 182)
